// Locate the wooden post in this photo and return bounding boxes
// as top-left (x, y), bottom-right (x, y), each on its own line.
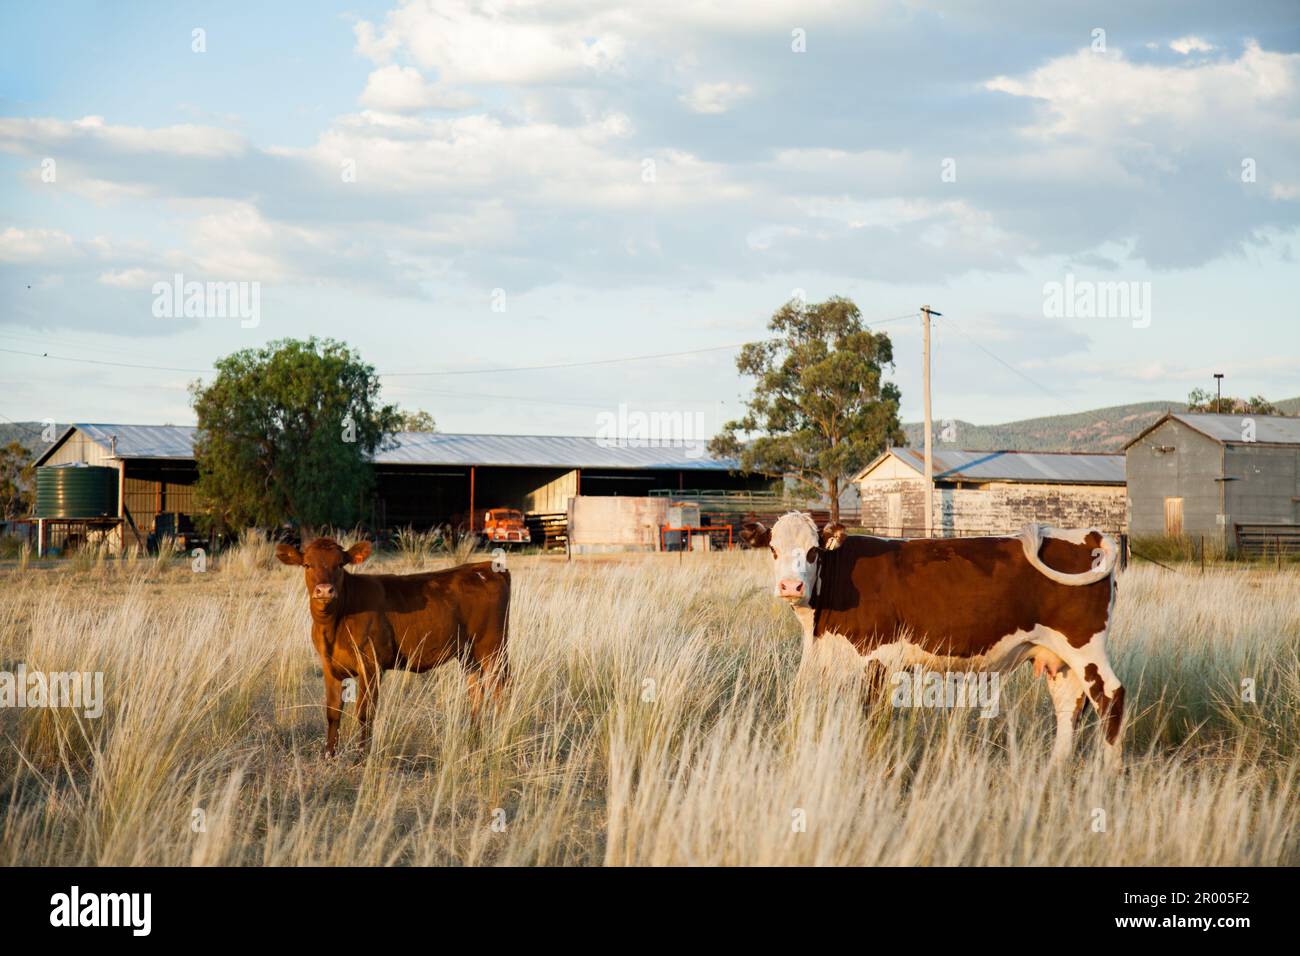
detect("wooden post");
top-left (469, 466), bottom-right (475, 534)
top-left (116, 457), bottom-right (127, 556)
top-left (920, 305), bottom-right (939, 537)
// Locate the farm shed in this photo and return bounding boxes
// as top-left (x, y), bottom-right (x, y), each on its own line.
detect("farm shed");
top-left (854, 448), bottom-right (1127, 536)
top-left (34, 424), bottom-right (769, 543)
top-left (371, 431), bottom-right (767, 531)
top-left (32, 423), bottom-right (199, 553)
top-left (1124, 412), bottom-right (1300, 554)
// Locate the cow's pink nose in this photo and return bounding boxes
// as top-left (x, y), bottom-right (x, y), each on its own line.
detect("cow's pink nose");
top-left (779, 579), bottom-right (804, 596)
top-left (313, 584), bottom-right (336, 601)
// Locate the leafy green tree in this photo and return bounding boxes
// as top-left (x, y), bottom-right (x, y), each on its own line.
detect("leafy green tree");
top-left (190, 338), bottom-right (400, 532)
top-left (710, 296), bottom-right (905, 523)
top-left (1186, 389), bottom-right (1281, 416)
top-left (396, 408), bottom-right (437, 432)
top-left (0, 440), bottom-right (34, 519)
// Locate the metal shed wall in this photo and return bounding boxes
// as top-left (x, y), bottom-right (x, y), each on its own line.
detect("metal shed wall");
top-left (1125, 418), bottom-right (1225, 542)
top-left (1224, 444), bottom-right (1300, 527)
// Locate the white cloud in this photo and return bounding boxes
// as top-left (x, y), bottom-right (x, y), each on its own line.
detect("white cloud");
top-left (97, 268), bottom-right (157, 289)
top-left (0, 227), bottom-right (78, 263)
top-left (353, 19), bottom-right (401, 63)
top-left (679, 81), bottom-right (752, 114)
top-left (0, 115), bottom-right (246, 159)
top-left (355, 0), bottom-right (626, 84)
top-left (986, 42), bottom-right (1299, 138)
top-left (1170, 36), bottom-right (1215, 55)
top-left (360, 65), bottom-right (478, 112)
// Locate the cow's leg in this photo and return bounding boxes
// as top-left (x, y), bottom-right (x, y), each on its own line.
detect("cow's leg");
top-left (322, 668), bottom-right (343, 758)
top-left (862, 660), bottom-right (890, 715)
top-left (355, 663), bottom-right (381, 753)
top-left (465, 665), bottom-right (485, 720)
top-left (1045, 667), bottom-right (1085, 765)
top-left (465, 643), bottom-right (508, 719)
top-left (482, 646), bottom-right (509, 708)
top-left (1061, 636), bottom-right (1125, 766)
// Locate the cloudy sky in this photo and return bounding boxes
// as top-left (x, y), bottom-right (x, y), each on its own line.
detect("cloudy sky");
top-left (1, 0), bottom-right (1297, 438)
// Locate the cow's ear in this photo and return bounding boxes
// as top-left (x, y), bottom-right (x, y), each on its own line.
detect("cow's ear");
top-left (739, 522), bottom-right (771, 549)
top-left (820, 523), bottom-right (847, 551)
top-left (346, 540), bottom-right (372, 565)
top-left (275, 543), bottom-right (303, 566)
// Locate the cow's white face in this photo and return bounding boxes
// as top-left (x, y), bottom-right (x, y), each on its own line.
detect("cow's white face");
top-left (768, 513), bottom-right (821, 605)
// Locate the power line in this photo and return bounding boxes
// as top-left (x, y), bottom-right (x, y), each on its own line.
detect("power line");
top-left (933, 314), bottom-right (1068, 404)
top-left (865, 312), bottom-right (920, 329)
top-left (0, 347), bottom-right (210, 374)
top-left (0, 329), bottom-right (178, 361)
top-left (380, 342), bottom-right (748, 377)
top-left (0, 311), bottom-right (924, 380)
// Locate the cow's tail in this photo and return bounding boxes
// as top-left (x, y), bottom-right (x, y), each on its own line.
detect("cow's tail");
top-left (1019, 523), bottom-right (1117, 586)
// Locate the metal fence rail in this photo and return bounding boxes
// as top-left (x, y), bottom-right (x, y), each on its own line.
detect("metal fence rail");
top-left (1235, 523), bottom-right (1300, 559)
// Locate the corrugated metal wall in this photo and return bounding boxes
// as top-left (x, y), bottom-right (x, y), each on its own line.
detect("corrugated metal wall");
top-left (1126, 419), bottom-right (1225, 543)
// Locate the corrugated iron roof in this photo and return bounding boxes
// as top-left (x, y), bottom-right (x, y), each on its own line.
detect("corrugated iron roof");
top-left (1169, 413), bottom-right (1300, 446)
top-left (54, 424), bottom-right (738, 470)
top-left (375, 431), bottom-right (735, 469)
top-left (873, 447), bottom-right (1125, 484)
top-left (74, 423), bottom-right (199, 460)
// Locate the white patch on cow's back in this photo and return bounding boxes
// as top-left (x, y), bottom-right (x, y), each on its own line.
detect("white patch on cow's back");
top-left (1041, 526), bottom-right (1095, 544)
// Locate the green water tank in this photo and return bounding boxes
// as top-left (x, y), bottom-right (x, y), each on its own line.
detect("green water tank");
top-left (35, 464), bottom-right (119, 518)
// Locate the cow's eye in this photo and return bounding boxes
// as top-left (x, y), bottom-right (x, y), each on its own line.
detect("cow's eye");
top-left (770, 547), bottom-right (777, 559)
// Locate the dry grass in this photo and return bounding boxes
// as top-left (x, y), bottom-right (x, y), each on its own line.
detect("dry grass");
top-left (1, 540), bottom-right (1297, 866)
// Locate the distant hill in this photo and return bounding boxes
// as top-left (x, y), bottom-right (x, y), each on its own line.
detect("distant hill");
top-left (0, 422), bottom-right (66, 457)
top-left (903, 398), bottom-right (1300, 453)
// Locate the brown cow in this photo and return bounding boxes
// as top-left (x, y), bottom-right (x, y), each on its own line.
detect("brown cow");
top-left (744, 513), bottom-right (1124, 764)
top-left (276, 538), bottom-right (510, 756)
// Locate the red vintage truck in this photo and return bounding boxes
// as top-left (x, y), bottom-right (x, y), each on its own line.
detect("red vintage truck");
top-left (480, 508), bottom-right (531, 546)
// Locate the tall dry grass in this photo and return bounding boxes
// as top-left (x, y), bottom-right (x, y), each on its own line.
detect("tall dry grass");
top-left (0, 550), bottom-right (1296, 866)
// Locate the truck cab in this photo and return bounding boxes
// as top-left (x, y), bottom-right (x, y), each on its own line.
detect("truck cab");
top-left (481, 508), bottom-right (531, 546)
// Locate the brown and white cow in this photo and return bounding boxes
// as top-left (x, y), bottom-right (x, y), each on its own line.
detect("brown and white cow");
top-left (276, 538), bottom-right (510, 756)
top-left (743, 513), bottom-right (1124, 763)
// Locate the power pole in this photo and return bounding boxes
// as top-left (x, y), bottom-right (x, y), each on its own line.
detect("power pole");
top-left (1214, 372), bottom-right (1223, 414)
top-left (921, 305), bottom-right (941, 537)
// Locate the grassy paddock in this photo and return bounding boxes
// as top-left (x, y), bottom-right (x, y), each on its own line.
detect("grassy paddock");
top-left (1, 542), bottom-right (1297, 866)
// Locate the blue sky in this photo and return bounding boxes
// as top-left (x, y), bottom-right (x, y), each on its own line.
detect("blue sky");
top-left (1, 0), bottom-right (1297, 437)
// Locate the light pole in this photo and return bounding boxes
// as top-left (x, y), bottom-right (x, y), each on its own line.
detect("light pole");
top-left (1213, 373), bottom-right (1224, 414)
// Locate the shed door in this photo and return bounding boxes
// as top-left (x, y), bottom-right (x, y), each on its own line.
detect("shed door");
top-left (1164, 497), bottom-right (1184, 537)
top-left (886, 492), bottom-right (902, 536)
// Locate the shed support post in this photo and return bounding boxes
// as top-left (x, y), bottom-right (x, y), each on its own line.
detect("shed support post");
top-left (117, 458), bottom-right (126, 555)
